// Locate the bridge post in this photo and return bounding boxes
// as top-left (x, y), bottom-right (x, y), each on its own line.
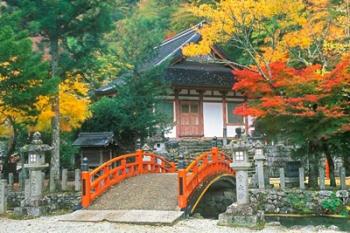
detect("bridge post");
top-left (211, 147), bottom-right (218, 162)
top-left (136, 149), bottom-right (143, 174)
top-left (81, 157), bottom-right (90, 208)
top-left (178, 169), bottom-right (187, 209)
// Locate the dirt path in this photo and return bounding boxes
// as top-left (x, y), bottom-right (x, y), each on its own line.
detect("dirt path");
top-left (89, 173), bottom-right (179, 210)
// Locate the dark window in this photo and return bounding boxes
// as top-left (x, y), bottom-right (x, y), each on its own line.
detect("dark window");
top-left (181, 103), bottom-right (189, 113)
top-left (190, 103), bottom-right (199, 113)
top-left (227, 102), bottom-right (244, 124)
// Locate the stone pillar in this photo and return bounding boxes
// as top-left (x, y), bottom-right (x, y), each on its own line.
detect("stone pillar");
top-left (340, 167), bottom-right (346, 190)
top-left (236, 171), bottom-right (249, 205)
top-left (61, 169), bottom-right (68, 191)
top-left (30, 170), bottom-right (44, 203)
top-left (255, 149), bottom-right (266, 190)
top-left (319, 166), bottom-right (325, 190)
top-left (0, 179), bottom-right (7, 214)
top-left (42, 172), bottom-right (45, 191)
top-left (75, 169), bottom-right (81, 192)
top-left (223, 127), bottom-right (227, 146)
top-left (8, 173), bottom-right (14, 191)
top-left (24, 179), bottom-right (31, 205)
top-left (19, 170), bottom-right (25, 191)
top-left (299, 167), bottom-right (305, 190)
top-left (279, 168), bottom-right (285, 190)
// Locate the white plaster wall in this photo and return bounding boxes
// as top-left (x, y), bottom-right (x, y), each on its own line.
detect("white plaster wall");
top-left (164, 126), bottom-right (176, 138)
top-left (203, 102), bottom-right (223, 137)
top-left (227, 125), bottom-right (245, 137)
top-left (164, 101), bottom-right (176, 138)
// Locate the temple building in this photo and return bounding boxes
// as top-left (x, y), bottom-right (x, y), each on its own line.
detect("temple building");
top-left (96, 23), bottom-right (252, 139)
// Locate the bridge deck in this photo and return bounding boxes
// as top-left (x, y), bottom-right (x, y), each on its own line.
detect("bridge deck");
top-left (89, 173), bottom-right (179, 211)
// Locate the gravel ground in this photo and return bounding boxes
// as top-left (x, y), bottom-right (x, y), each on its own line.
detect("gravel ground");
top-left (0, 216), bottom-right (345, 233)
top-left (90, 173), bottom-right (178, 210)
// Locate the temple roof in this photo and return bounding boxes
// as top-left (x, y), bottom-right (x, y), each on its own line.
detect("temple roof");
top-left (72, 132), bottom-right (115, 147)
top-left (146, 23), bottom-right (202, 67)
top-left (95, 22), bottom-right (235, 95)
top-left (165, 61), bottom-right (234, 90)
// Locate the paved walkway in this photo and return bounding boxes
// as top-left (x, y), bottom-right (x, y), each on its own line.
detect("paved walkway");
top-left (0, 216), bottom-right (344, 233)
top-left (89, 173), bottom-right (179, 210)
top-left (59, 210), bottom-right (184, 225)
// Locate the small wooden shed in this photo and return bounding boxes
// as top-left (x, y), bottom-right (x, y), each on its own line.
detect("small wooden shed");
top-left (73, 132), bottom-right (117, 168)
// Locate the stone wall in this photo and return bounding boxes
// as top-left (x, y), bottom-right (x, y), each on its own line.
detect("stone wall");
top-left (250, 189), bottom-right (350, 215)
top-left (7, 191), bottom-right (81, 211)
top-left (194, 189), bottom-right (236, 218)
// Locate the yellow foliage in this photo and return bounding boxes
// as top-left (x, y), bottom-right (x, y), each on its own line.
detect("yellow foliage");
top-left (182, 0), bottom-right (307, 65)
top-left (34, 74), bottom-right (91, 132)
top-left (183, 0), bottom-right (349, 69)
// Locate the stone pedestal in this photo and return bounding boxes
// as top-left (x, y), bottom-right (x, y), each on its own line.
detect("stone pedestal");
top-left (218, 203), bottom-right (265, 229)
top-left (0, 179), bottom-right (7, 214)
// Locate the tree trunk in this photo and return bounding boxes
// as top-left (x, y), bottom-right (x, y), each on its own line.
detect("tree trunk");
top-left (323, 142), bottom-right (336, 187)
top-left (308, 142), bottom-right (319, 189)
top-left (4, 119), bottom-right (18, 178)
top-left (49, 38), bottom-right (61, 192)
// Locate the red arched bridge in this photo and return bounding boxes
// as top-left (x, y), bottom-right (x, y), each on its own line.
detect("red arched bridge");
top-left (81, 147), bottom-right (236, 213)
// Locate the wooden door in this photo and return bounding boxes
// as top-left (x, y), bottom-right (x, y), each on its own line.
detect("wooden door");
top-left (179, 101), bottom-right (202, 137)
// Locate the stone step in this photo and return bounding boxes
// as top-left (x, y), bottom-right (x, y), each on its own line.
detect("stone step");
top-left (59, 209), bottom-right (184, 225)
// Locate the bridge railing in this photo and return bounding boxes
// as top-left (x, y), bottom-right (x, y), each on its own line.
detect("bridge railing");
top-left (177, 147), bottom-right (234, 209)
top-left (81, 150), bottom-right (176, 208)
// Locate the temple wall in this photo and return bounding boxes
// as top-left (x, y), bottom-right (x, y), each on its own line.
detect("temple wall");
top-left (203, 102), bottom-right (223, 137)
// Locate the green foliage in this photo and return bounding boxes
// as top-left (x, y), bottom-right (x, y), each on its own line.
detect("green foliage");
top-left (60, 132), bottom-right (78, 169)
top-left (321, 193), bottom-right (347, 215)
top-left (111, 0), bottom-right (178, 69)
top-left (82, 69), bottom-right (172, 151)
top-left (287, 193), bottom-right (313, 214)
top-left (0, 24), bottom-right (54, 117)
top-left (6, 0), bottom-right (117, 77)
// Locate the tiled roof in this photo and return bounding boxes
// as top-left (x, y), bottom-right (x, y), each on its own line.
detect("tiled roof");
top-left (147, 23), bottom-right (202, 67)
top-left (94, 22), bottom-right (236, 95)
top-left (165, 61), bottom-right (234, 89)
top-left (72, 132), bottom-right (115, 147)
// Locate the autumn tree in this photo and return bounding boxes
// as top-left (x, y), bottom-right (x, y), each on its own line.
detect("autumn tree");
top-left (183, 0), bottom-right (350, 187)
top-left (6, 0), bottom-right (118, 191)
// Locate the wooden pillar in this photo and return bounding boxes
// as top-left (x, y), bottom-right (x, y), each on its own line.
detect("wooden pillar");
top-left (99, 150), bottom-right (103, 165)
top-left (174, 89), bottom-right (180, 138)
top-left (198, 90), bottom-right (204, 137)
top-left (222, 91), bottom-right (228, 145)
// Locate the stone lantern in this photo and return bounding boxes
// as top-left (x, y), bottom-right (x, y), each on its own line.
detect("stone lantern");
top-left (16, 132), bottom-right (52, 216)
top-left (230, 138), bottom-right (251, 205)
top-left (218, 136), bottom-right (265, 228)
